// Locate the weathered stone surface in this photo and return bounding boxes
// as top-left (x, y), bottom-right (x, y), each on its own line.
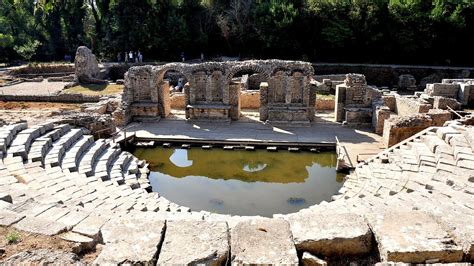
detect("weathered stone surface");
top-left (95, 217), bottom-right (166, 264)
top-left (383, 114), bottom-right (433, 147)
top-left (0, 192), bottom-right (12, 203)
top-left (74, 46), bottom-right (102, 84)
top-left (2, 249), bottom-right (82, 265)
top-left (157, 220), bottom-right (229, 265)
top-left (59, 231), bottom-right (96, 254)
top-left (230, 218), bottom-right (298, 265)
top-left (288, 212), bottom-right (372, 257)
top-left (14, 216), bottom-right (67, 236)
top-left (369, 209), bottom-right (464, 263)
top-left (433, 96), bottom-right (462, 110)
top-left (398, 74), bottom-right (417, 90)
top-left (301, 252), bottom-right (327, 266)
top-left (0, 209), bottom-right (25, 226)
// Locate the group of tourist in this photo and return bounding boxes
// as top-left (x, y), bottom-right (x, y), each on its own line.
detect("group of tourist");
top-left (117, 51), bottom-right (143, 63)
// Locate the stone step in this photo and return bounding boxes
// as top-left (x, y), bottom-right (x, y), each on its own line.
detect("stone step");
top-left (44, 128), bottom-right (85, 167)
top-left (27, 125), bottom-right (71, 163)
top-left (8, 122), bottom-right (55, 160)
top-left (94, 148), bottom-right (121, 181)
top-left (61, 135), bottom-right (94, 171)
top-left (77, 139), bottom-right (110, 177)
top-left (0, 122), bottom-right (28, 156)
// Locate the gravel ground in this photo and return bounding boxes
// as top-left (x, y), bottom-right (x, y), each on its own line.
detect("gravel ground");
top-left (0, 80), bottom-right (67, 96)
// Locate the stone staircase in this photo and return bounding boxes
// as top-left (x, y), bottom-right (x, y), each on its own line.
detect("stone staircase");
top-left (0, 120), bottom-right (473, 264)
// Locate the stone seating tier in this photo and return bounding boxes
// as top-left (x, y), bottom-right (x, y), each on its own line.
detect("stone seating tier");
top-left (0, 121), bottom-right (472, 264)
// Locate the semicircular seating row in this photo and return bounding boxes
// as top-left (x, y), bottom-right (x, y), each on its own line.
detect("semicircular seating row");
top-left (0, 120), bottom-right (472, 264)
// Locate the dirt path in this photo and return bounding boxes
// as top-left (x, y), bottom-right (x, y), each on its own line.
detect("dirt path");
top-left (0, 101), bottom-right (81, 125)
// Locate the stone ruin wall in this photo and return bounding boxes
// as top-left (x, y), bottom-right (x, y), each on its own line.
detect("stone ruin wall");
top-left (122, 60), bottom-right (317, 123)
top-left (333, 74), bottom-right (474, 147)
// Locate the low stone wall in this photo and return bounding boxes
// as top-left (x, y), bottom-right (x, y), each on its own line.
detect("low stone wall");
top-left (316, 98), bottom-right (335, 110)
top-left (170, 93), bottom-right (185, 109)
top-left (394, 96), bottom-right (431, 116)
top-left (383, 114), bottom-right (433, 147)
top-left (0, 93), bottom-right (101, 103)
top-left (169, 91), bottom-right (335, 111)
top-left (240, 91), bottom-right (260, 109)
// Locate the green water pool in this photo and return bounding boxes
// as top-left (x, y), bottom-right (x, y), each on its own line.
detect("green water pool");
top-left (133, 147), bottom-right (344, 217)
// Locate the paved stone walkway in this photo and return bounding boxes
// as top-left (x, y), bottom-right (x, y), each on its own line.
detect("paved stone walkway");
top-left (0, 119), bottom-right (472, 264)
top-left (129, 112), bottom-right (384, 164)
top-left (0, 80), bottom-right (66, 96)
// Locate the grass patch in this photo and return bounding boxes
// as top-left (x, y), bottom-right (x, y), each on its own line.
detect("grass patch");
top-left (317, 93), bottom-right (335, 100)
top-left (5, 231), bottom-right (20, 244)
top-left (63, 83), bottom-right (124, 96)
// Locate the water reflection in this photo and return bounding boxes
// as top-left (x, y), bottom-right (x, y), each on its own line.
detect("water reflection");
top-left (133, 147), bottom-right (344, 216)
top-left (169, 149), bottom-right (193, 167)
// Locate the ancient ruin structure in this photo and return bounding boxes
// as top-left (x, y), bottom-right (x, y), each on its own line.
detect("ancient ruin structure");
top-left (335, 74), bottom-right (382, 127)
top-left (73, 46), bottom-right (106, 84)
top-left (122, 60), bottom-right (316, 124)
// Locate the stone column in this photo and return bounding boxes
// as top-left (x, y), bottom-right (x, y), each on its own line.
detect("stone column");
top-left (229, 81), bottom-right (241, 120)
top-left (308, 83), bottom-right (316, 121)
top-left (184, 82), bottom-right (191, 119)
top-left (259, 82), bottom-right (269, 121)
top-left (158, 81), bottom-right (171, 118)
top-left (335, 85), bottom-right (346, 122)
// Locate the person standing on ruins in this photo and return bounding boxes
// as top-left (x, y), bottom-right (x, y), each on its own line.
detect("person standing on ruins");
top-left (129, 51), bottom-right (134, 63)
top-left (124, 51), bottom-right (128, 63)
top-left (117, 52), bottom-right (121, 63)
top-left (138, 50), bottom-right (143, 63)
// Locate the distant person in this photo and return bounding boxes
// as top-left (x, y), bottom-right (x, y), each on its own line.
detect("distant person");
top-left (124, 51), bottom-right (129, 63)
top-left (135, 51), bottom-right (138, 63)
top-left (181, 52), bottom-right (185, 62)
top-left (176, 78), bottom-right (185, 92)
top-left (129, 51), bottom-right (134, 62)
top-left (117, 52), bottom-right (121, 63)
top-left (200, 52), bottom-right (204, 62)
top-left (138, 51), bottom-right (143, 63)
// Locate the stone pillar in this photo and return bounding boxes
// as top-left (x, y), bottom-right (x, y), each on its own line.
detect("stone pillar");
top-left (308, 83), bottom-right (316, 121)
top-left (335, 85), bottom-right (346, 122)
top-left (259, 82), bottom-right (269, 121)
top-left (184, 82), bottom-right (191, 119)
top-left (158, 81), bottom-right (171, 118)
top-left (372, 104), bottom-right (391, 135)
top-left (229, 81), bottom-right (241, 120)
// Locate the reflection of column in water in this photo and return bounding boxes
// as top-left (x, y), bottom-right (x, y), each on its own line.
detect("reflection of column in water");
top-left (243, 163), bottom-right (267, 172)
top-left (169, 149), bottom-right (193, 167)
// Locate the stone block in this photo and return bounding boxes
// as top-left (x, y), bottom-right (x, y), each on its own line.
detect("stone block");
top-left (433, 96), bottom-right (462, 110)
top-left (383, 114), bottom-right (433, 148)
top-left (230, 218), bottom-right (298, 265)
top-left (14, 217), bottom-right (67, 236)
top-left (425, 83), bottom-right (460, 98)
top-left (96, 216), bottom-right (166, 264)
top-left (157, 220), bottom-right (229, 265)
top-left (369, 209), bottom-right (464, 263)
top-left (301, 252), bottom-right (327, 266)
top-left (427, 109), bottom-right (452, 126)
top-left (288, 212), bottom-right (372, 257)
top-left (398, 74), bottom-right (417, 90)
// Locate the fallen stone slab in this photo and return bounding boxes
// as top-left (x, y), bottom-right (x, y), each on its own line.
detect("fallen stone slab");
top-left (301, 252), bottom-right (327, 266)
top-left (72, 214), bottom-right (109, 242)
top-left (0, 209), bottom-right (25, 226)
top-left (60, 231), bottom-right (96, 254)
top-left (95, 217), bottom-right (166, 264)
top-left (2, 249), bottom-right (82, 265)
top-left (157, 220), bottom-right (229, 265)
top-left (288, 212), bottom-right (372, 257)
top-left (13, 216), bottom-right (67, 236)
top-left (369, 209), bottom-right (464, 263)
top-left (230, 218), bottom-right (298, 265)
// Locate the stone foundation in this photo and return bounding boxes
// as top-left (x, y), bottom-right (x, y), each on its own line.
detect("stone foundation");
top-left (382, 114), bottom-right (433, 147)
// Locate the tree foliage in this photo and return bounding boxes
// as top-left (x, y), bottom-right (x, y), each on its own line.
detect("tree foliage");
top-left (0, 0), bottom-right (473, 64)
